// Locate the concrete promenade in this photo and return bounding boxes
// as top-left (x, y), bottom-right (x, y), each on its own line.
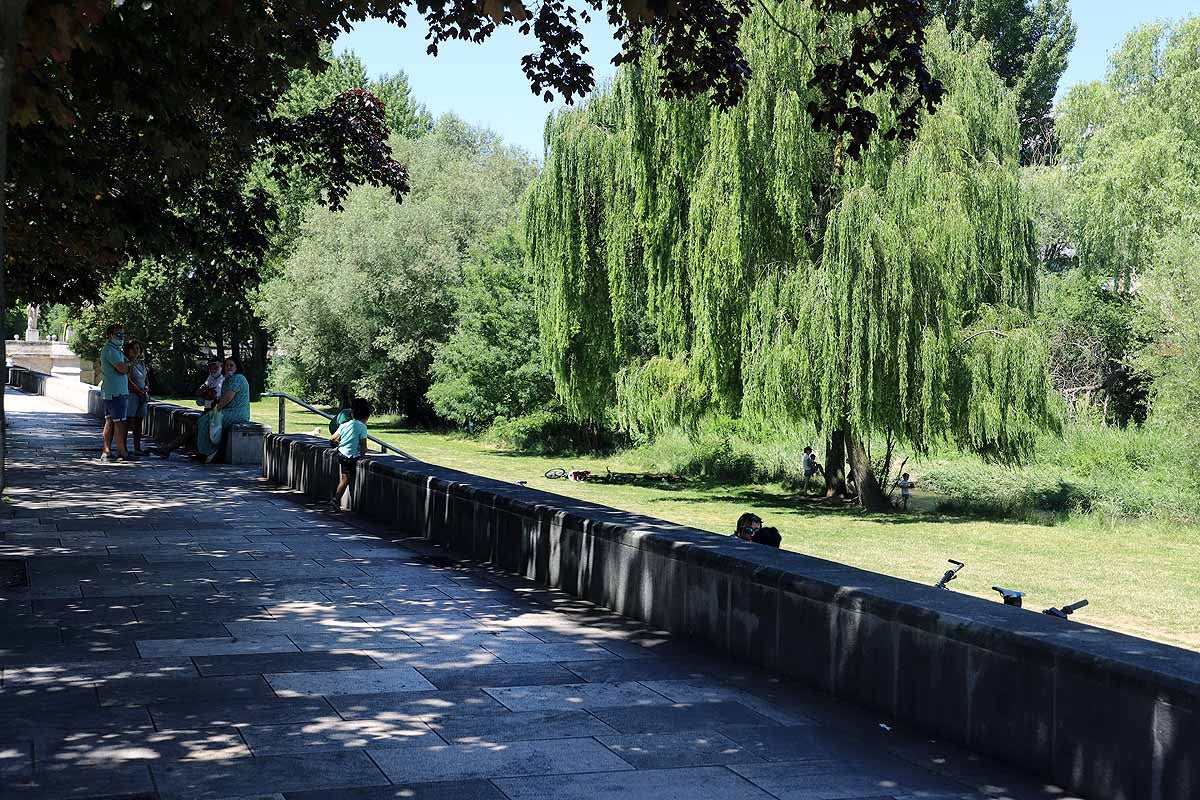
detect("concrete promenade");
top-left (0, 389), bottom-right (1079, 799)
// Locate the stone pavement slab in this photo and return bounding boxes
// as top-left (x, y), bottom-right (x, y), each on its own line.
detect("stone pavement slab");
top-left (194, 650), bottom-right (381, 676)
top-left (283, 780), bottom-right (506, 800)
top-left (238, 717), bottom-right (437, 756)
top-left (0, 391), bottom-right (1076, 800)
top-left (491, 766), bottom-right (777, 800)
top-left (266, 666), bottom-right (436, 696)
top-left (151, 751), bottom-right (389, 799)
top-left (367, 738), bottom-right (634, 782)
top-left (597, 731), bottom-right (764, 768)
top-left (428, 708), bottom-right (617, 744)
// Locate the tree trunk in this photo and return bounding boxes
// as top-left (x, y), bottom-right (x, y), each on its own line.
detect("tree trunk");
top-left (0, 0), bottom-right (31, 494)
top-left (248, 324), bottom-right (268, 400)
top-left (843, 421), bottom-right (890, 512)
top-left (823, 429), bottom-right (847, 497)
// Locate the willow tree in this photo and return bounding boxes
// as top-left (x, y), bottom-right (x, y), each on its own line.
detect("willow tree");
top-left (527, 6), bottom-right (1056, 510)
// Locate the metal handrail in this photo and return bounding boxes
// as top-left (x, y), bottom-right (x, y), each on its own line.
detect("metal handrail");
top-left (262, 391), bottom-right (416, 460)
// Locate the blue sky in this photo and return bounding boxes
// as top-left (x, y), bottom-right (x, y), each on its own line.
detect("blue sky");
top-left (336, 1), bottom-right (1199, 157)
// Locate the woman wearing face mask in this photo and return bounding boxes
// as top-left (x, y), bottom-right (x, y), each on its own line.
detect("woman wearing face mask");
top-left (204, 356), bottom-right (251, 463)
top-left (154, 356), bottom-right (251, 462)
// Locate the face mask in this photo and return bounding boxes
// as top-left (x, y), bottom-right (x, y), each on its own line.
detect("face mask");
top-left (111, 334), bottom-right (125, 344)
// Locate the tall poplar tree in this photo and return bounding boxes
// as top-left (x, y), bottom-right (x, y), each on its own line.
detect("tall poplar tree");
top-left (526, 5), bottom-right (1056, 510)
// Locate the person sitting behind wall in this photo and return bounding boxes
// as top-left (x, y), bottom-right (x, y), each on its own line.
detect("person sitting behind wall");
top-left (733, 512), bottom-right (781, 547)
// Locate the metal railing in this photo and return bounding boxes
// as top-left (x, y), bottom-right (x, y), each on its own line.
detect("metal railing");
top-left (262, 391), bottom-right (416, 460)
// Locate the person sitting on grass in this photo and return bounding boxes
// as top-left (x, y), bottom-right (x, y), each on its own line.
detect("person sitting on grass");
top-left (330, 397), bottom-right (372, 511)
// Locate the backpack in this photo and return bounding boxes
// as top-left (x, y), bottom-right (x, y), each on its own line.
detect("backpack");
top-left (328, 407), bottom-right (353, 436)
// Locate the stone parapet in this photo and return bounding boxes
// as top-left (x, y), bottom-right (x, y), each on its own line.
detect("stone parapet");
top-left (263, 432), bottom-right (1199, 800)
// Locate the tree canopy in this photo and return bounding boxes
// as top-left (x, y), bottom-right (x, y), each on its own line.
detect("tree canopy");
top-left (929, 0), bottom-right (1075, 157)
top-left (260, 116), bottom-right (536, 421)
top-left (526, 6), bottom-right (1056, 507)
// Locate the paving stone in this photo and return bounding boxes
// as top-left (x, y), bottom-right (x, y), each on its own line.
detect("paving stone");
top-left (326, 645), bottom-right (499, 670)
top-left (98, 674), bottom-right (278, 707)
top-left (288, 630), bottom-right (425, 651)
top-left (136, 635), bottom-right (300, 658)
top-left (2, 657), bottom-right (198, 687)
top-left (267, 666), bottom-right (436, 697)
top-left (0, 624), bottom-right (61, 646)
top-left (416, 662), bottom-right (582, 691)
top-left (0, 739), bottom-right (33, 782)
top-left (717, 724), bottom-right (870, 763)
top-left (477, 641), bottom-right (619, 664)
top-left (640, 680), bottom-right (815, 726)
top-left (491, 766), bottom-right (777, 800)
top-left (429, 708), bottom-right (616, 744)
top-left (590, 701), bottom-right (778, 733)
top-left (61, 620), bottom-right (230, 643)
top-left (483, 680), bottom-right (675, 712)
top-left (331, 689), bottom-right (506, 721)
top-left (33, 723), bottom-right (250, 767)
top-left (6, 762), bottom-right (156, 799)
top-left (597, 731), bottom-right (764, 768)
top-left (151, 751), bottom-right (389, 799)
top-left (195, 651), bottom-right (381, 677)
top-left (728, 759), bottom-right (964, 799)
top-left (239, 717), bottom-right (437, 756)
top-left (0, 641), bottom-right (141, 667)
top-left (151, 697), bottom-right (338, 730)
top-left (367, 738), bottom-right (634, 783)
top-left (402, 629), bottom-right (542, 647)
top-left (30, 595), bottom-right (175, 613)
top-left (134, 605), bottom-right (274, 624)
top-left (261, 601), bottom-right (394, 619)
top-left (283, 779), bottom-right (506, 800)
top-left (559, 657), bottom-right (711, 683)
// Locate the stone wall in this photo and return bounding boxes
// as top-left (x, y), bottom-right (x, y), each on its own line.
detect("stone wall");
top-left (263, 432), bottom-right (1199, 800)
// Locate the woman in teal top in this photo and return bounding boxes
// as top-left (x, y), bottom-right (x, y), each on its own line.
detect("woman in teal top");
top-left (154, 356), bottom-right (251, 462)
top-left (214, 356), bottom-right (251, 425)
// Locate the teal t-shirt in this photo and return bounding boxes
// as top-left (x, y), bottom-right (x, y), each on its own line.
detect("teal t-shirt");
top-left (100, 341), bottom-right (128, 399)
top-left (335, 419), bottom-right (368, 457)
top-left (221, 373), bottom-right (251, 424)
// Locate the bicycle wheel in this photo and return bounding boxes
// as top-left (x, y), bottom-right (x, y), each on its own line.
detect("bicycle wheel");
top-left (544, 467), bottom-right (567, 480)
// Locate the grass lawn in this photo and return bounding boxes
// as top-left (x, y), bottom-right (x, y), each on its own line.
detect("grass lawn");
top-left (203, 397), bottom-right (1200, 651)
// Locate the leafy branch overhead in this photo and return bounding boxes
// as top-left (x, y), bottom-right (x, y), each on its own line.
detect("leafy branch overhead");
top-left (6, 0), bottom-right (943, 303)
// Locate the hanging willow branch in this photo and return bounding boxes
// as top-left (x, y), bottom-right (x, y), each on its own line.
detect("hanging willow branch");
top-left (526, 4), bottom-right (1057, 462)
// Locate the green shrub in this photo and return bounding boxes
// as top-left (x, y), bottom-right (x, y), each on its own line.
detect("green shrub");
top-left (625, 416), bottom-right (814, 484)
top-left (922, 419), bottom-right (1200, 522)
top-left (485, 409), bottom-right (623, 455)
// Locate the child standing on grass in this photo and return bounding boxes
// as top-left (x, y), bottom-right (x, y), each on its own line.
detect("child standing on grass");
top-left (330, 397), bottom-right (371, 511)
top-left (897, 472), bottom-right (915, 511)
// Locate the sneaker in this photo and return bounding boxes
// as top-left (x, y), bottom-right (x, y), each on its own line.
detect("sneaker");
top-left (118, 452), bottom-right (138, 462)
top-left (153, 448), bottom-right (170, 459)
top-left (204, 452), bottom-right (219, 464)
top-left (328, 498), bottom-right (341, 512)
